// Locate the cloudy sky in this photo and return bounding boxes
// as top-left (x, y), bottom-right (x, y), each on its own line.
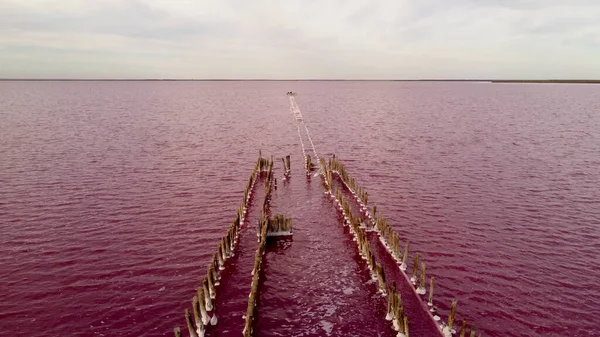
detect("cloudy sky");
top-left (1, 0), bottom-right (599, 79)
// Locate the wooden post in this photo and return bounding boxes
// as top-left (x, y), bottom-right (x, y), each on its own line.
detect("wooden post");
top-left (202, 278), bottom-right (212, 311)
top-left (386, 290), bottom-right (394, 321)
top-left (448, 299), bottom-right (458, 331)
top-left (469, 325), bottom-right (476, 337)
top-left (207, 269), bottom-right (216, 299)
top-left (417, 263), bottom-right (426, 294)
top-left (197, 287), bottom-right (209, 325)
top-left (394, 304), bottom-right (404, 332)
top-left (411, 253), bottom-right (419, 284)
top-left (192, 296), bottom-right (204, 336)
top-left (185, 308), bottom-right (198, 337)
top-left (376, 264), bottom-right (387, 294)
top-left (428, 277), bottom-right (435, 306)
top-left (401, 241), bottom-right (409, 271)
top-left (459, 319), bottom-right (467, 337)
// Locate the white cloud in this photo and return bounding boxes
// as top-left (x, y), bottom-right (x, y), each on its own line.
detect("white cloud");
top-left (0, 0), bottom-right (599, 78)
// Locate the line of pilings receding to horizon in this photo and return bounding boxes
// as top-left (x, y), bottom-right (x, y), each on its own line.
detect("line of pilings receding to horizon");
top-left (323, 155), bottom-right (482, 337)
top-left (173, 152), bottom-right (292, 337)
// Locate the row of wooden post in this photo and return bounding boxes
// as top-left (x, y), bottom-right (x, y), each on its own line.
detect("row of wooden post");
top-left (334, 189), bottom-right (411, 335)
top-left (244, 154), bottom-right (274, 337)
top-left (326, 156), bottom-right (481, 337)
top-left (329, 156), bottom-right (369, 206)
top-left (174, 153), bottom-right (269, 337)
top-left (260, 155), bottom-right (274, 214)
top-left (244, 214), bottom-right (267, 337)
top-left (387, 287), bottom-right (410, 337)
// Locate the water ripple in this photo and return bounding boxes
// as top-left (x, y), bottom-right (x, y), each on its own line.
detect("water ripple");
top-left (0, 81), bottom-right (599, 337)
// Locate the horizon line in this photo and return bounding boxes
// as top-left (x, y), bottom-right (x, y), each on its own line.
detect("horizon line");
top-left (1, 79), bottom-right (600, 83)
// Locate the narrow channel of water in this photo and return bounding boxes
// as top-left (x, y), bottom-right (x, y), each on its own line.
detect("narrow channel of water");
top-left (254, 159), bottom-right (392, 337)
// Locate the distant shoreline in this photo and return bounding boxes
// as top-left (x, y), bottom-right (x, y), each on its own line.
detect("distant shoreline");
top-left (1, 79), bottom-right (599, 84)
top-left (490, 80), bottom-right (600, 84)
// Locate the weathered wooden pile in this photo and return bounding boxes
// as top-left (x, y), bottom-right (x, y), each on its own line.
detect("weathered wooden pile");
top-left (281, 155), bottom-right (291, 175)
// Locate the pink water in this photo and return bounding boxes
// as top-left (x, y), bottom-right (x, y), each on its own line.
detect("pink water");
top-left (0, 81), bottom-right (599, 337)
top-left (255, 171), bottom-right (393, 337)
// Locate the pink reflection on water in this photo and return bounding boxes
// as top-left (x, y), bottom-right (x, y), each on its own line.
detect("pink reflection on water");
top-left (0, 81), bottom-right (599, 337)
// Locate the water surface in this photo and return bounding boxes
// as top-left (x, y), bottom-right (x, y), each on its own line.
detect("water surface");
top-left (1, 81), bottom-right (598, 336)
